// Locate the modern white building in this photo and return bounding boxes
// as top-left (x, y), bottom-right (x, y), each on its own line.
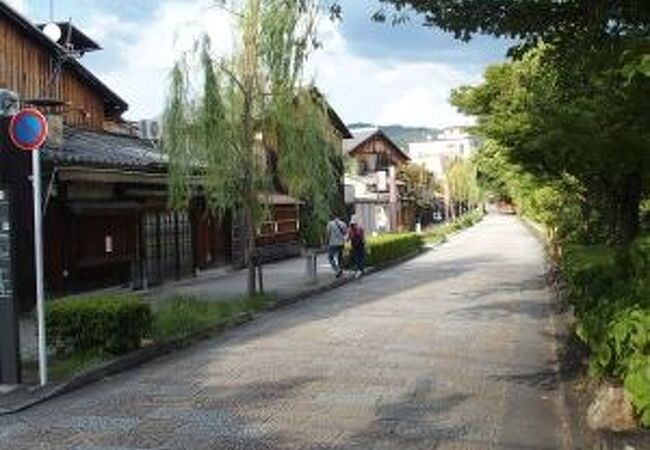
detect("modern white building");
top-left (408, 126), bottom-right (479, 178)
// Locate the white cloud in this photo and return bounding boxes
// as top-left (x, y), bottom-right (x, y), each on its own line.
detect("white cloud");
top-left (6, 0), bottom-right (27, 14)
top-left (81, 1), bottom-right (478, 128)
top-left (83, 13), bottom-right (139, 43)
top-left (85, 0), bottom-right (235, 120)
top-left (306, 18), bottom-right (479, 128)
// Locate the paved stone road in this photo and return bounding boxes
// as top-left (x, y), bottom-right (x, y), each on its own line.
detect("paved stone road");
top-left (0, 215), bottom-right (571, 449)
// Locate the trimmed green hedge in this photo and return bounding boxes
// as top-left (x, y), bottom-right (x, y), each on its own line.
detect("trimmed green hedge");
top-left (47, 294), bottom-right (152, 356)
top-left (365, 233), bottom-right (424, 266)
top-left (343, 211), bottom-right (484, 268)
top-left (344, 232), bottom-right (424, 268)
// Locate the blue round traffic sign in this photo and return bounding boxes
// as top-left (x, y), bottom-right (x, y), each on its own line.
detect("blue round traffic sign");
top-left (9, 108), bottom-right (48, 151)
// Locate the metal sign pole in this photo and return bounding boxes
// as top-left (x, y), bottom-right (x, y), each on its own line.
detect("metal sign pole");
top-left (32, 148), bottom-right (47, 386)
top-left (9, 107), bottom-right (49, 387)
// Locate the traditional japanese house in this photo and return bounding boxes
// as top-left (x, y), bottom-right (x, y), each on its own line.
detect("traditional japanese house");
top-left (0, 2), bottom-right (350, 310)
top-left (343, 128), bottom-right (413, 233)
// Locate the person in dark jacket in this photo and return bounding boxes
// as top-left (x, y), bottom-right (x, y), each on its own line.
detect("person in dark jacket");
top-left (348, 217), bottom-right (365, 277)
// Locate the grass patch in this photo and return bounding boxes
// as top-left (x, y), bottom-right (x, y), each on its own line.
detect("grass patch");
top-left (152, 294), bottom-right (274, 340)
top-left (22, 352), bottom-right (107, 383)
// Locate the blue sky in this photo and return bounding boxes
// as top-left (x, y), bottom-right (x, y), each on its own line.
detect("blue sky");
top-left (10, 0), bottom-right (511, 127)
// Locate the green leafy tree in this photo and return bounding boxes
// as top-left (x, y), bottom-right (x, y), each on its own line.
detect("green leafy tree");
top-left (374, 1), bottom-right (650, 54)
top-left (397, 162), bottom-right (439, 223)
top-left (163, 0), bottom-right (342, 295)
top-left (452, 45), bottom-right (649, 243)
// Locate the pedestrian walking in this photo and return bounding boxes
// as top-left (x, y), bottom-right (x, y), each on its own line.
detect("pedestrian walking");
top-left (348, 217), bottom-right (365, 277)
top-left (326, 215), bottom-right (347, 278)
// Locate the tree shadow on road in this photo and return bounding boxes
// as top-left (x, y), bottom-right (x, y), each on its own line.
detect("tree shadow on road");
top-left (307, 378), bottom-right (473, 450)
top-left (447, 298), bottom-right (553, 322)
top-left (211, 254), bottom-right (504, 347)
top-left (445, 275), bottom-right (553, 322)
top-left (490, 368), bottom-right (560, 392)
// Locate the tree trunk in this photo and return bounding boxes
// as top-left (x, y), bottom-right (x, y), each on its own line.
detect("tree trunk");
top-left (616, 171), bottom-right (642, 245)
top-left (244, 207), bottom-right (257, 297)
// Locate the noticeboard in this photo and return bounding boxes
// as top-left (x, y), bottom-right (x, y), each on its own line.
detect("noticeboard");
top-left (0, 187), bottom-right (19, 384)
top-left (0, 190), bottom-right (12, 299)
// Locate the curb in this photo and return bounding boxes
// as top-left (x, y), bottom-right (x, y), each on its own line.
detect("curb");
top-left (0, 246), bottom-right (431, 415)
top-left (519, 215), bottom-right (547, 243)
top-left (518, 215), bottom-right (583, 450)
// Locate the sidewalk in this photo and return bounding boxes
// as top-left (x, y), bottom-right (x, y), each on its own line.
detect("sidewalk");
top-left (146, 253), bottom-right (342, 303)
top-left (19, 254), bottom-right (345, 359)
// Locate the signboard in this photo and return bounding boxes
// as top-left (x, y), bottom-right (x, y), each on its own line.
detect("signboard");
top-left (0, 187), bottom-right (19, 384)
top-left (0, 192), bottom-right (12, 298)
top-left (9, 108), bottom-right (48, 151)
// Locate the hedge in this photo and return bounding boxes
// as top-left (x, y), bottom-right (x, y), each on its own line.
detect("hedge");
top-left (345, 232), bottom-right (424, 268)
top-left (47, 294), bottom-right (152, 356)
top-left (421, 209), bottom-right (485, 244)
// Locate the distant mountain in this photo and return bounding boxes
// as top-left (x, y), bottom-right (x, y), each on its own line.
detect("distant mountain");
top-left (347, 123), bottom-right (441, 152)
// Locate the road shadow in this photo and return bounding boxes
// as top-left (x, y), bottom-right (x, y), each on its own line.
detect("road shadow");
top-left (445, 275), bottom-right (553, 322)
top-left (448, 298), bottom-right (553, 322)
top-left (312, 378), bottom-right (473, 450)
top-left (196, 253), bottom-right (503, 350)
top-left (490, 368), bottom-right (560, 392)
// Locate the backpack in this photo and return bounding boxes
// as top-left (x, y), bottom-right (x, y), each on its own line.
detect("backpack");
top-left (350, 227), bottom-right (364, 247)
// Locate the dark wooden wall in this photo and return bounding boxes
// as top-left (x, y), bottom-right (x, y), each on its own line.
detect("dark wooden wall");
top-left (350, 136), bottom-right (409, 173)
top-left (256, 205), bottom-right (300, 247)
top-left (45, 207), bottom-right (137, 293)
top-left (0, 15), bottom-right (106, 129)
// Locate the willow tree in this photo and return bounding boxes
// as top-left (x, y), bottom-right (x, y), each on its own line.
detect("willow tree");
top-left (444, 158), bottom-right (479, 220)
top-left (163, 0), bottom-right (342, 296)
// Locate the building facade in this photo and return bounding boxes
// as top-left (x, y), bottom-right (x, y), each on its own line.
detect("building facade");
top-left (0, 2), bottom-right (349, 311)
top-left (343, 129), bottom-right (412, 233)
top-left (408, 126), bottom-right (479, 178)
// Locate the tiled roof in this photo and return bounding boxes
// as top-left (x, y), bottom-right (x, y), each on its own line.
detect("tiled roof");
top-left (343, 128), bottom-right (410, 161)
top-left (43, 128), bottom-right (165, 170)
top-left (343, 129), bottom-right (378, 153)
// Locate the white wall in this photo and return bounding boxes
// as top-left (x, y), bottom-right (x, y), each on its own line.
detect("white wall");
top-left (408, 127), bottom-right (478, 178)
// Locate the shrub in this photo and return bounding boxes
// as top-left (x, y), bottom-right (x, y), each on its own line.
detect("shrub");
top-left (561, 239), bottom-right (650, 426)
top-left (624, 356), bottom-right (650, 427)
top-left (345, 233), bottom-right (423, 267)
top-left (583, 306), bottom-right (650, 377)
top-left (561, 245), bottom-right (627, 315)
top-left (47, 294), bottom-right (152, 356)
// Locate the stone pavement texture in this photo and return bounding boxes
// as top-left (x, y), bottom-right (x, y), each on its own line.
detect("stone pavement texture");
top-left (1, 215), bottom-right (571, 449)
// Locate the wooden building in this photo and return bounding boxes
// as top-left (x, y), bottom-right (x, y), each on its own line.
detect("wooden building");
top-left (0, 2), bottom-right (350, 310)
top-left (343, 129), bottom-right (414, 232)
